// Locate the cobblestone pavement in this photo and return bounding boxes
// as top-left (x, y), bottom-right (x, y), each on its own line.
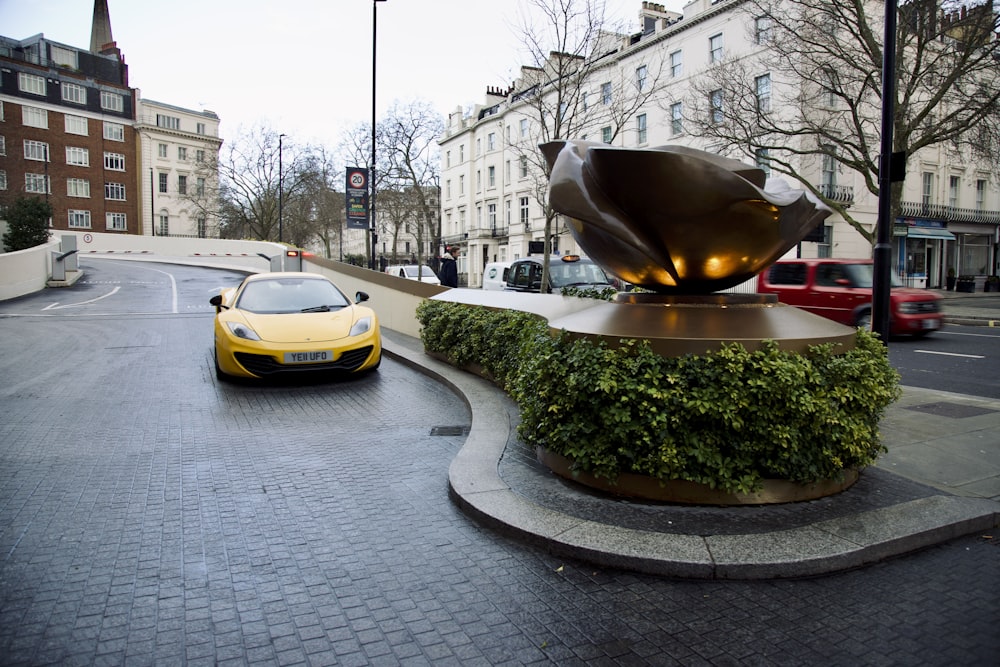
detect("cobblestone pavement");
top-left (0, 260), bottom-right (997, 665)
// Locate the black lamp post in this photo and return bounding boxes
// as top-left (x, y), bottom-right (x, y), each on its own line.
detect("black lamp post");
top-left (279, 133), bottom-right (287, 243)
top-left (371, 0), bottom-right (387, 270)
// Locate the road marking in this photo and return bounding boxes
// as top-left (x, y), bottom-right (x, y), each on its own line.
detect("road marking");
top-left (938, 329), bottom-right (1000, 339)
top-left (42, 286), bottom-right (121, 310)
top-left (915, 350), bottom-right (985, 359)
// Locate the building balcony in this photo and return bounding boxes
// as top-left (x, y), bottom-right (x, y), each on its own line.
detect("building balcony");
top-left (899, 201), bottom-right (1000, 225)
top-left (817, 183), bottom-right (855, 208)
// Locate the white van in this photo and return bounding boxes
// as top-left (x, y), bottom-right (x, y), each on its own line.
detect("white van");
top-left (481, 261), bottom-right (513, 290)
top-left (385, 265), bottom-right (441, 285)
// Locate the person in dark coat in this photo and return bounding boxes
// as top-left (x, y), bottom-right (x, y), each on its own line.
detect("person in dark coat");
top-left (440, 246), bottom-right (460, 287)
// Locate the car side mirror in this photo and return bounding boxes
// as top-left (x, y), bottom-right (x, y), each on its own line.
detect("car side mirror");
top-left (356, 291), bottom-right (370, 303)
top-left (209, 294), bottom-right (226, 310)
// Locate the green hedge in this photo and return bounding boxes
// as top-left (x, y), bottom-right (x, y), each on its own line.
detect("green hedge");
top-left (416, 299), bottom-right (900, 494)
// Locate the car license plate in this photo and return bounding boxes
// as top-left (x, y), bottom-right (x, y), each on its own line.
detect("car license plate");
top-left (923, 319), bottom-right (940, 329)
top-left (284, 350), bottom-right (334, 364)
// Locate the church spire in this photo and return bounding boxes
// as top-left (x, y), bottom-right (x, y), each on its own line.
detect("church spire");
top-left (90, 0), bottom-right (117, 55)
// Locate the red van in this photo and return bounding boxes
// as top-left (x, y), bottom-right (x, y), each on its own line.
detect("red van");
top-left (757, 259), bottom-right (942, 336)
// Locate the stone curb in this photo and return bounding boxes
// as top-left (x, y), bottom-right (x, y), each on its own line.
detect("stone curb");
top-left (382, 336), bottom-right (1000, 580)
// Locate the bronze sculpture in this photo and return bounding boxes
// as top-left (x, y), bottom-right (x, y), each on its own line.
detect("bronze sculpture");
top-left (540, 141), bottom-right (833, 294)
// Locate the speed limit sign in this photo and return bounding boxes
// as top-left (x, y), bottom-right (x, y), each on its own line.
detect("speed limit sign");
top-left (348, 170), bottom-right (367, 190)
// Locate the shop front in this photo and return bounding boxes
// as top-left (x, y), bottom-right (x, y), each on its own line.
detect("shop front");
top-left (893, 220), bottom-right (956, 289)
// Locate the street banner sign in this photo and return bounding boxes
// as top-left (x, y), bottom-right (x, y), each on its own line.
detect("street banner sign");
top-left (346, 168), bottom-right (369, 230)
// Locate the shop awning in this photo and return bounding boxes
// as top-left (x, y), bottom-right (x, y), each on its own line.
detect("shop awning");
top-left (906, 228), bottom-right (956, 240)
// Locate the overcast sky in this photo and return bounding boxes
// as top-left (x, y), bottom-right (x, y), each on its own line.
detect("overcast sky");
top-left (1, 0), bottom-right (687, 149)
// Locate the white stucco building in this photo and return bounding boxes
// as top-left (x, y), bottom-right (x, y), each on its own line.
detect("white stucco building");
top-left (438, 0), bottom-right (999, 289)
top-left (135, 98), bottom-right (222, 237)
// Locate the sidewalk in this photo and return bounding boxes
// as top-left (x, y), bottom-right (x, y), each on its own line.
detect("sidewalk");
top-left (382, 319), bottom-right (1000, 580)
top-left (933, 288), bottom-right (1000, 327)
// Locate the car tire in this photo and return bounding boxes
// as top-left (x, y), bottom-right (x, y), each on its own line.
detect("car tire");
top-left (214, 349), bottom-right (228, 382)
top-left (855, 309), bottom-right (872, 331)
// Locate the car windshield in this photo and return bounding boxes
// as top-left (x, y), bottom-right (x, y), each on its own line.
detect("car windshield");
top-left (548, 261), bottom-right (611, 288)
top-left (236, 277), bottom-right (350, 314)
top-left (403, 265), bottom-right (437, 279)
top-left (843, 263), bottom-right (902, 288)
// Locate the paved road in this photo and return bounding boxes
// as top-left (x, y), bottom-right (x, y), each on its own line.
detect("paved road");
top-left (0, 259), bottom-right (997, 665)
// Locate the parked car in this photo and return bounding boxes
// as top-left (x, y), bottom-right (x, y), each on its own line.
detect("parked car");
top-left (385, 264), bottom-right (440, 285)
top-left (209, 272), bottom-right (382, 380)
top-left (482, 261), bottom-right (513, 290)
top-left (757, 259), bottom-right (942, 336)
top-left (504, 255), bottom-right (614, 294)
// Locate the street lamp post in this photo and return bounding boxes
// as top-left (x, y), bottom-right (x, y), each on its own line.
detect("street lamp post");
top-left (371, 0), bottom-right (387, 270)
top-left (278, 133), bottom-right (287, 243)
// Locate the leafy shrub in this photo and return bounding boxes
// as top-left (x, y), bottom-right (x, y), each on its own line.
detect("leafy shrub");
top-left (417, 300), bottom-right (900, 493)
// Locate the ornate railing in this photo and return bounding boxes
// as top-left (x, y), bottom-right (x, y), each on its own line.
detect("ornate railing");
top-left (817, 183), bottom-right (855, 207)
top-left (899, 201), bottom-right (1000, 224)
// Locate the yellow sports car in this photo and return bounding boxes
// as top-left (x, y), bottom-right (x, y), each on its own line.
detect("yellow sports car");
top-left (210, 272), bottom-right (382, 380)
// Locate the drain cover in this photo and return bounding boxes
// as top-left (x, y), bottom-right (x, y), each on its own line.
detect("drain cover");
top-left (431, 425), bottom-right (469, 436)
top-left (904, 402), bottom-right (998, 419)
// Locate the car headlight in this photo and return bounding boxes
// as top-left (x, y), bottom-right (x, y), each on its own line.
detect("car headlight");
top-left (349, 316), bottom-right (372, 337)
top-left (225, 321), bottom-right (261, 341)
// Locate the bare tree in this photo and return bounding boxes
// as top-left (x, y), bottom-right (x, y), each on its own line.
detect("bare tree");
top-left (510, 0), bottom-right (663, 289)
top-left (684, 0), bottom-right (1000, 244)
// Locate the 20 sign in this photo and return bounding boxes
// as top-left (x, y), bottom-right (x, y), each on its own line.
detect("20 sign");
top-left (345, 167), bottom-right (370, 229)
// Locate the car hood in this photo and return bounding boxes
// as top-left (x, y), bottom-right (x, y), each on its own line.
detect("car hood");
top-left (892, 287), bottom-right (940, 302)
top-left (242, 308), bottom-right (361, 343)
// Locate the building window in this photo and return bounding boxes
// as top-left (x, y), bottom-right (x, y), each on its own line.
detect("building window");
top-left (107, 212), bottom-right (127, 231)
top-left (104, 152), bottom-right (126, 171)
top-left (505, 198), bottom-right (511, 226)
top-left (25, 174), bottom-right (49, 194)
top-left (51, 46), bottom-right (78, 69)
top-left (976, 179), bottom-right (986, 210)
top-left (709, 90), bottom-right (724, 124)
top-left (948, 176), bottom-right (960, 208)
top-left (197, 217), bottom-right (207, 238)
top-left (637, 114), bottom-right (647, 144)
top-left (476, 170), bottom-right (482, 192)
top-left (519, 196), bottom-right (530, 230)
top-left (178, 147), bottom-right (187, 161)
top-left (754, 16), bottom-right (773, 44)
top-left (0, 170), bottom-right (6, 190)
top-left (23, 106), bottom-right (48, 129)
top-left (459, 175), bottom-right (464, 195)
top-left (196, 122), bottom-right (206, 135)
top-left (103, 122), bottom-right (124, 142)
top-left (476, 138), bottom-right (481, 157)
top-left (488, 165), bottom-right (496, 188)
top-left (755, 148), bottom-right (771, 176)
top-left (822, 146), bottom-right (837, 189)
top-left (446, 180), bottom-right (451, 199)
top-left (519, 156), bottom-right (528, 178)
top-left (636, 65), bottom-right (648, 92)
top-left (100, 91), bottom-right (124, 112)
top-left (921, 172), bottom-right (934, 206)
top-left (177, 175), bottom-right (187, 195)
top-left (755, 74), bottom-right (771, 114)
top-left (602, 127), bottom-right (613, 143)
top-left (582, 92), bottom-right (588, 110)
top-left (156, 114), bottom-right (180, 130)
top-left (505, 160), bottom-right (511, 184)
top-left (65, 115), bottom-right (88, 135)
top-left (670, 102), bottom-right (683, 135)
top-left (488, 203), bottom-right (497, 230)
top-left (0, 137), bottom-right (5, 156)
top-left (66, 147), bottom-right (89, 166)
top-left (196, 149), bottom-right (205, 163)
top-left (446, 150), bottom-right (451, 168)
top-left (68, 210), bottom-right (91, 229)
top-left (197, 177), bottom-right (205, 196)
top-left (821, 67), bottom-right (838, 108)
top-left (158, 144), bottom-right (168, 158)
top-left (67, 178), bottom-right (90, 198)
top-left (61, 82), bottom-right (86, 104)
top-left (519, 119), bottom-right (528, 138)
top-left (18, 72), bottom-right (46, 96)
top-left (709, 33), bottom-right (724, 63)
top-left (670, 50), bottom-right (682, 78)
top-left (158, 172), bottom-right (168, 194)
top-left (159, 213), bottom-right (169, 235)
top-left (459, 144), bottom-right (465, 162)
top-left (24, 140), bottom-right (49, 162)
top-left (105, 182), bottom-right (126, 200)
top-left (601, 82), bottom-right (612, 105)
